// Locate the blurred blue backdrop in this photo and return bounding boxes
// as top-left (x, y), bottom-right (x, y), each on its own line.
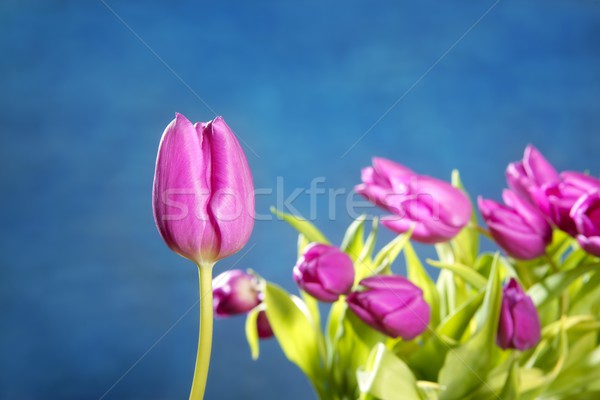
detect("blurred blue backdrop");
top-left (1, 0), bottom-right (599, 398)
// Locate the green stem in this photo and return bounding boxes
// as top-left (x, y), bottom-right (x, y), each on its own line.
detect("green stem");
top-left (189, 263), bottom-right (214, 400)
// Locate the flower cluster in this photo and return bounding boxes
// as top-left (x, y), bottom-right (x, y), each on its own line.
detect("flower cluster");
top-left (214, 145), bottom-right (600, 400)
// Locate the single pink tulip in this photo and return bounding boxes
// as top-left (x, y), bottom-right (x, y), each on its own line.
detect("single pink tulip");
top-left (213, 270), bottom-right (262, 317)
top-left (571, 191), bottom-right (600, 257)
top-left (478, 190), bottom-right (552, 260)
top-left (152, 113), bottom-right (255, 265)
top-left (355, 157), bottom-right (471, 243)
top-left (497, 278), bottom-right (541, 351)
top-left (506, 145), bottom-right (559, 201)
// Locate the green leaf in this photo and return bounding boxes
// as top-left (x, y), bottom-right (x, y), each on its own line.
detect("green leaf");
top-left (438, 254), bottom-right (503, 399)
top-left (271, 207), bottom-right (329, 244)
top-left (373, 230), bottom-right (412, 274)
top-left (264, 282), bottom-right (323, 381)
top-left (450, 169), bottom-right (479, 267)
top-left (427, 259), bottom-right (487, 290)
top-left (405, 241), bottom-right (440, 328)
top-left (245, 306), bottom-right (261, 360)
top-left (340, 216), bottom-right (366, 260)
top-left (528, 262), bottom-right (598, 308)
top-left (357, 343), bottom-right (422, 400)
top-left (499, 359), bottom-right (520, 400)
top-left (297, 233), bottom-right (311, 257)
top-left (359, 217), bottom-right (379, 262)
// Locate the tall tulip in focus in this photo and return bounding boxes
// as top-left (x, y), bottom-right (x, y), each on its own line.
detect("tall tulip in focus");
top-left (153, 113), bottom-right (254, 399)
top-left (355, 157), bottom-right (471, 243)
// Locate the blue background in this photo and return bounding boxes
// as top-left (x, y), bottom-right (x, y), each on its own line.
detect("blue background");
top-left (1, 0), bottom-right (599, 399)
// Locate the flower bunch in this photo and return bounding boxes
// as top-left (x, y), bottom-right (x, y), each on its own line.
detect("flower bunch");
top-left (218, 146), bottom-right (600, 400)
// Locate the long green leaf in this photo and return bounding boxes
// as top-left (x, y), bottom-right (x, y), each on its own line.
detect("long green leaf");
top-left (428, 259), bottom-right (487, 290)
top-left (271, 207), bottom-right (329, 244)
top-left (245, 306), bottom-right (262, 360)
top-left (405, 242), bottom-right (440, 328)
top-left (528, 262), bottom-right (598, 308)
top-left (450, 169), bottom-right (479, 267)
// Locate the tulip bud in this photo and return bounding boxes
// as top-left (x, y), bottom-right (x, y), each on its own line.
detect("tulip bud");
top-left (293, 243), bottom-right (355, 302)
top-left (346, 275), bottom-right (430, 340)
top-left (497, 278), bottom-right (541, 351)
top-left (506, 145), bottom-right (559, 201)
top-left (152, 113), bottom-right (255, 265)
top-left (355, 157), bottom-right (471, 244)
top-left (478, 190), bottom-right (552, 260)
top-left (256, 310), bottom-right (274, 339)
top-left (533, 172), bottom-right (600, 236)
top-left (571, 191), bottom-right (600, 257)
top-left (213, 270), bottom-right (262, 317)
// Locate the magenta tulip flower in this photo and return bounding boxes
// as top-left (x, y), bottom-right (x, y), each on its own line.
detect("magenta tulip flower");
top-left (497, 278), bottom-right (541, 351)
top-left (213, 270), bottom-right (262, 317)
top-left (571, 191), bottom-right (600, 257)
top-left (346, 275), bottom-right (430, 340)
top-left (355, 157), bottom-right (471, 244)
top-left (479, 190), bottom-right (552, 260)
top-left (293, 243), bottom-right (355, 302)
top-left (153, 113), bottom-right (255, 265)
top-left (256, 310), bottom-right (274, 339)
top-left (506, 145), bottom-right (559, 201)
top-left (532, 172), bottom-right (600, 236)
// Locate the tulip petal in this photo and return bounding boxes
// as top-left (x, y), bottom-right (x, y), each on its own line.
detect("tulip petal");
top-left (510, 297), bottom-right (541, 350)
top-left (381, 296), bottom-right (430, 340)
top-left (496, 296), bottom-right (514, 349)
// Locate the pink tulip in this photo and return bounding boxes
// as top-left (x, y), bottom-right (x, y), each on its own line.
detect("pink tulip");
top-left (346, 275), bottom-right (430, 340)
top-left (213, 270), bottom-right (262, 317)
top-left (478, 190), bottom-right (552, 260)
top-left (497, 279), bottom-right (541, 351)
top-left (293, 243), bottom-right (355, 302)
top-left (533, 172), bottom-right (600, 236)
top-left (571, 191), bottom-right (600, 257)
top-left (152, 113), bottom-right (255, 265)
top-left (256, 310), bottom-right (274, 339)
top-left (506, 145), bottom-right (559, 201)
top-left (355, 157), bottom-right (471, 244)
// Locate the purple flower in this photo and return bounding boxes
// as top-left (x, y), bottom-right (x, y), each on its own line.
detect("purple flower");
top-left (533, 172), bottom-right (600, 236)
top-left (256, 310), bottom-right (274, 339)
top-left (293, 243), bottom-right (355, 302)
top-left (346, 275), bottom-right (430, 340)
top-left (355, 157), bottom-right (471, 244)
top-left (478, 190), bottom-right (552, 260)
top-left (152, 114), bottom-right (255, 264)
top-left (213, 270), bottom-right (262, 317)
top-left (497, 279), bottom-right (541, 351)
top-left (506, 145), bottom-right (559, 201)
top-left (571, 191), bottom-right (600, 257)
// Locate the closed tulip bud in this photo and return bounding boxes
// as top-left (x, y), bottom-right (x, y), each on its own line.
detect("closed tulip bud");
top-left (213, 270), bottom-right (261, 317)
top-left (571, 191), bottom-right (600, 257)
top-left (346, 275), bottom-right (430, 340)
top-left (533, 172), bottom-right (600, 236)
top-left (497, 278), bottom-right (541, 351)
top-left (355, 157), bottom-right (471, 244)
top-left (506, 145), bottom-right (559, 201)
top-left (293, 243), bottom-right (355, 302)
top-left (479, 190), bottom-right (552, 260)
top-left (256, 310), bottom-right (274, 339)
top-left (152, 113), bottom-right (255, 265)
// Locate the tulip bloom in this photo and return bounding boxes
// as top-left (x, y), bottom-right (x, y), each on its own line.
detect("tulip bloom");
top-left (293, 243), bottom-right (355, 302)
top-left (346, 275), bottom-right (430, 340)
top-left (213, 270), bottom-right (262, 317)
top-left (571, 191), bottom-right (600, 257)
top-left (497, 279), bottom-right (541, 351)
top-left (355, 157), bottom-right (471, 244)
top-left (256, 310), bottom-right (274, 339)
top-left (153, 113), bottom-right (255, 265)
top-left (506, 145), bottom-right (559, 202)
top-left (478, 190), bottom-right (552, 260)
top-left (533, 172), bottom-right (600, 236)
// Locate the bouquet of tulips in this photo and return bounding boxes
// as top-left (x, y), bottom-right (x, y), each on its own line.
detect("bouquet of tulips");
top-left (213, 146), bottom-right (600, 399)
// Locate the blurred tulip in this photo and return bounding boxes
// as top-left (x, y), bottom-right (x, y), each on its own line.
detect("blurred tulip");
top-left (152, 113), bottom-right (255, 265)
top-left (533, 172), bottom-right (600, 236)
top-left (506, 145), bottom-right (559, 201)
top-left (213, 270), bottom-right (261, 317)
top-left (293, 243), bottom-right (355, 302)
top-left (355, 157), bottom-right (471, 244)
top-left (256, 310), bottom-right (274, 339)
top-left (479, 190), bottom-right (552, 260)
top-left (497, 278), bottom-right (541, 351)
top-left (571, 191), bottom-right (600, 257)
top-left (346, 275), bottom-right (430, 340)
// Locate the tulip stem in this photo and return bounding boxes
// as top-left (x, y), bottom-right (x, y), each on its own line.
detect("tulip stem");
top-left (190, 263), bottom-right (214, 400)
